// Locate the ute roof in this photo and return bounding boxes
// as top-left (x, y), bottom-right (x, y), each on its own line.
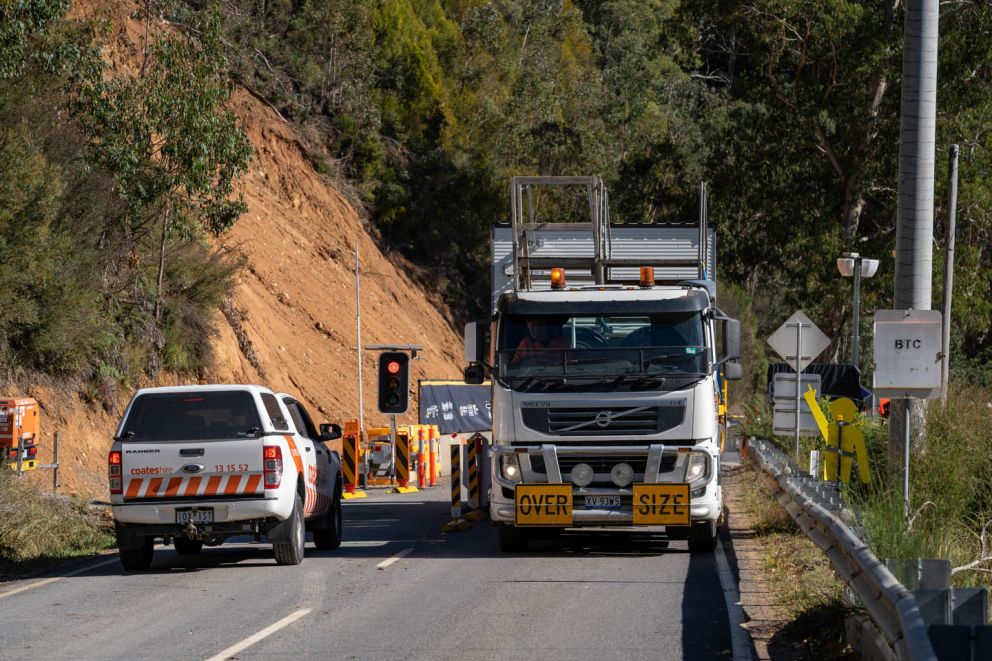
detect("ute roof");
top-left (131, 384), bottom-right (275, 396)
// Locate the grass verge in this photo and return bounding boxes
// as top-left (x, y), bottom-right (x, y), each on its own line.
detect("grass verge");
top-left (0, 468), bottom-right (114, 579)
top-left (738, 464), bottom-right (855, 659)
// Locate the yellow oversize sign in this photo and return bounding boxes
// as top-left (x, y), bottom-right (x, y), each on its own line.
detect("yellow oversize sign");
top-left (514, 484), bottom-right (572, 526)
top-left (632, 483), bottom-right (690, 525)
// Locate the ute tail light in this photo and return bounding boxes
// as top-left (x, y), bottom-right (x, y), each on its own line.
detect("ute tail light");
top-left (263, 445), bottom-right (283, 489)
top-left (26, 446), bottom-right (37, 459)
top-left (108, 450), bottom-right (123, 495)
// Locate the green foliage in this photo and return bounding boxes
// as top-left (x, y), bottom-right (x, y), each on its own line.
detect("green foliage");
top-left (0, 0), bottom-right (69, 78)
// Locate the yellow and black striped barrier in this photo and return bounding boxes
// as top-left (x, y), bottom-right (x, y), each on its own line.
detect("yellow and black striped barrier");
top-left (390, 429), bottom-right (418, 494)
top-left (450, 442), bottom-right (462, 518)
top-left (466, 434), bottom-right (480, 509)
top-left (341, 420), bottom-right (366, 499)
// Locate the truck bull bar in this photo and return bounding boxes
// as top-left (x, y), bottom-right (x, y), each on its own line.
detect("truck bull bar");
top-left (490, 444), bottom-right (715, 525)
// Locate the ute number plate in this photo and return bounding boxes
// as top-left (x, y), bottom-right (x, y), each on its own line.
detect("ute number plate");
top-left (175, 508), bottom-right (214, 525)
top-left (585, 495), bottom-right (622, 509)
top-left (514, 484), bottom-right (572, 527)
top-left (632, 483), bottom-right (690, 525)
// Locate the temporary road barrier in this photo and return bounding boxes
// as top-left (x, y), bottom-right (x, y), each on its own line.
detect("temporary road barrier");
top-left (341, 420), bottom-right (366, 499)
top-left (417, 428), bottom-right (427, 489)
top-left (450, 442), bottom-right (461, 518)
top-left (466, 434), bottom-right (480, 509)
top-left (429, 426), bottom-right (437, 487)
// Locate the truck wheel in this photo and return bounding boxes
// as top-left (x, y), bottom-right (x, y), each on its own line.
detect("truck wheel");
top-left (174, 537), bottom-right (203, 555)
top-left (118, 535), bottom-right (154, 571)
top-left (273, 494), bottom-right (306, 565)
top-left (497, 523), bottom-right (529, 552)
top-left (687, 520), bottom-right (717, 554)
top-left (313, 487), bottom-right (342, 551)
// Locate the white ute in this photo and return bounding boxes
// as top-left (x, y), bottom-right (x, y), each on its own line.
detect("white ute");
top-left (108, 385), bottom-right (343, 570)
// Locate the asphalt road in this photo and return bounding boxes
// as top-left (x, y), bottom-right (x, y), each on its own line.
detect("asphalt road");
top-left (0, 481), bottom-right (748, 661)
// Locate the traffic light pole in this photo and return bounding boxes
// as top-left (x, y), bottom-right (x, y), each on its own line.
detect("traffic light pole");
top-left (389, 414), bottom-right (397, 485)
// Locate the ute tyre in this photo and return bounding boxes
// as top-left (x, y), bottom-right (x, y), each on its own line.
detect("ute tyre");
top-left (313, 488), bottom-right (343, 551)
top-left (273, 494), bottom-right (306, 565)
top-left (688, 520), bottom-right (717, 554)
top-left (118, 536), bottom-right (154, 571)
top-left (174, 537), bottom-right (203, 555)
top-left (497, 523), bottom-right (529, 552)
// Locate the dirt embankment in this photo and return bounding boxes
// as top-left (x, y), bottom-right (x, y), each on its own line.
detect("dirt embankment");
top-left (21, 2), bottom-right (465, 499)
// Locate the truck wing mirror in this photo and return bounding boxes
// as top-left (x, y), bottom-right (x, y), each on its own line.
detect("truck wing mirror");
top-left (723, 361), bottom-right (742, 381)
top-left (464, 321), bottom-right (490, 365)
top-left (722, 318), bottom-right (741, 362)
top-left (320, 423), bottom-right (342, 441)
top-left (463, 363), bottom-right (485, 385)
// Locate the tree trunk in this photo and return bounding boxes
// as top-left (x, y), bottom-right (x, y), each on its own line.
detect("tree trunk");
top-left (154, 206), bottom-right (169, 324)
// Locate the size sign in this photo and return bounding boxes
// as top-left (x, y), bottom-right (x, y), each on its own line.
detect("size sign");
top-left (873, 310), bottom-right (943, 399)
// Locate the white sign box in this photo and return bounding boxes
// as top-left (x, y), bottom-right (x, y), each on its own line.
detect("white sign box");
top-left (772, 373), bottom-right (821, 436)
top-left (873, 309), bottom-right (943, 399)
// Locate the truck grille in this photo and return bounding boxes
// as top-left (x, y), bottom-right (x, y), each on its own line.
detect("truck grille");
top-left (531, 454), bottom-right (677, 476)
top-left (521, 405), bottom-right (684, 436)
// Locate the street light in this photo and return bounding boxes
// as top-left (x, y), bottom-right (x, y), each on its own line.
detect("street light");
top-left (837, 252), bottom-right (880, 366)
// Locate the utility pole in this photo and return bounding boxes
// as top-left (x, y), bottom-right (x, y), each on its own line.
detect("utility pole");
top-left (890, 0), bottom-right (939, 464)
top-left (355, 241), bottom-right (364, 436)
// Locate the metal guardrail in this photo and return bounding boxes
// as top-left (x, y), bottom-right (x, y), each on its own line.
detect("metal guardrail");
top-left (748, 438), bottom-right (937, 661)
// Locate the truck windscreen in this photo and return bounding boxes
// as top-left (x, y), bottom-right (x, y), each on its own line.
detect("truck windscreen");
top-left (496, 313), bottom-right (708, 392)
top-left (119, 391), bottom-right (263, 442)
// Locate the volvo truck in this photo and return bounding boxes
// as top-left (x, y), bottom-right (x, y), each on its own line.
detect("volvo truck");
top-left (464, 176), bottom-right (741, 553)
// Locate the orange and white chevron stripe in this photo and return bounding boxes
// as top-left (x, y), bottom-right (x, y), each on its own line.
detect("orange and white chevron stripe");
top-left (303, 484), bottom-right (330, 517)
top-left (124, 473), bottom-right (264, 499)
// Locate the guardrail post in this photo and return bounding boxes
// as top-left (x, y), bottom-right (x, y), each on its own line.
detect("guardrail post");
top-left (53, 432), bottom-right (59, 494)
top-left (450, 442), bottom-right (461, 518)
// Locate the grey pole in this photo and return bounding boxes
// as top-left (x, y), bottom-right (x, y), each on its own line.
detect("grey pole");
top-left (355, 242), bottom-right (364, 436)
top-left (389, 413), bottom-right (397, 485)
top-left (53, 432), bottom-right (59, 494)
top-left (795, 322), bottom-right (803, 457)
top-left (851, 256), bottom-right (862, 367)
top-left (940, 145), bottom-right (959, 403)
top-left (903, 398), bottom-right (912, 521)
top-left (890, 0), bottom-right (939, 463)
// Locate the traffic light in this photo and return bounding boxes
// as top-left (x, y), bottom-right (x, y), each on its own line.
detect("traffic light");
top-left (377, 352), bottom-right (410, 414)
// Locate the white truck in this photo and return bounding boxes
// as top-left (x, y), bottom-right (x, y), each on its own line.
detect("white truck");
top-left (464, 176), bottom-right (741, 553)
top-left (108, 385), bottom-right (343, 569)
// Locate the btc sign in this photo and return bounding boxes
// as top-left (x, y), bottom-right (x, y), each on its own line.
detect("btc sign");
top-left (873, 310), bottom-right (942, 399)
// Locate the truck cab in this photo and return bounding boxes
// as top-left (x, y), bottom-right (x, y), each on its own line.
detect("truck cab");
top-left (465, 177), bottom-right (741, 552)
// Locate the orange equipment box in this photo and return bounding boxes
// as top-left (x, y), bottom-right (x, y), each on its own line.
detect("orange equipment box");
top-left (0, 397), bottom-right (40, 469)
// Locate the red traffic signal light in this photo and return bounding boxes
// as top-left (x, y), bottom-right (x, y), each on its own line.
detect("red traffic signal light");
top-left (377, 352), bottom-right (410, 414)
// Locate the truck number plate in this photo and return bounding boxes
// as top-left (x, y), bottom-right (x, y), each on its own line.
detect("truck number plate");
top-left (514, 484), bottom-right (572, 527)
top-left (585, 495), bottom-right (621, 509)
top-left (175, 509), bottom-right (214, 525)
top-left (632, 483), bottom-right (690, 525)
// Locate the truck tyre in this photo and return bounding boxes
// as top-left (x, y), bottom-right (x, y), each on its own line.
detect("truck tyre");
top-left (118, 535), bottom-right (154, 571)
top-left (497, 523), bottom-right (529, 552)
top-left (313, 487), bottom-right (342, 551)
top-left (174, 537), bottom-right (203, 555)
top-left (687, 520), bottom-right (717, 553)
top-left (273, 494), bottom-right (306, 565)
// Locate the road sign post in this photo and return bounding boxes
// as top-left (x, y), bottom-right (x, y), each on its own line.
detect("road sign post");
top-left (873, 309), bottom-right (943, 521)
top-left (767, 311), bottom-right (830, 456)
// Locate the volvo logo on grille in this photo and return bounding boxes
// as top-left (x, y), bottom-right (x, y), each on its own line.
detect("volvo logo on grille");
top-left (594, 411), bottom-right (612, 427)
top-left (181, 463), bottom-right (204, 474)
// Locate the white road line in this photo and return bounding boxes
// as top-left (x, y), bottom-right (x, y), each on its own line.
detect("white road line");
top-left (376, 547), bottom-right (413, 570)
top-left (204, 608), bottom-right (311, 661)
top-left (0, 557), bottom-right (120, 600)
top-left (715, 533), bottom-right (755, 661)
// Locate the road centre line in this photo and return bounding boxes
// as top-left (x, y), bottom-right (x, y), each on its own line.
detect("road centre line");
top-left (204, 608), bottom-right (311, 661)
top-left (0, 557), bottom-right (120, 601)
top-left (376, 547), bottom-right (413, 570)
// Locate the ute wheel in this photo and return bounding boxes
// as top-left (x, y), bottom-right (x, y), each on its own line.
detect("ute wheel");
top-left (174, 537), bottom-right (203, 555)
top-left (313, 488), bottom-right (343, 551)
top-left (273, 494), bottom-right (306, 565)
top-left (118, 534), bottom-right (154, 571)
top-left (688, 520), bottom-right (717, 554)
top-left (497, 523), bottom-right (529, 553)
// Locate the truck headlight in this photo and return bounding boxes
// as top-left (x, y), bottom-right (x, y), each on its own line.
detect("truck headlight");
top-left (500, 455), bottom-right (522, 483)
top-left (687, 453), bottom-right (708, 480)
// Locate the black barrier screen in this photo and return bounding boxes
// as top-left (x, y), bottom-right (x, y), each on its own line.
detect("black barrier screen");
top-left (419, 381), bottom-right (492, 434)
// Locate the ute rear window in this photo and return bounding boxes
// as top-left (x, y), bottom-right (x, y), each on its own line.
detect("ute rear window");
top-left (120, 391), bottom-right (263, 442)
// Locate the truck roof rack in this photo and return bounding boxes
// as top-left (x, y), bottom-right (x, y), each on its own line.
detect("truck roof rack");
top-left (509, 176), bottom-right (710, 290)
